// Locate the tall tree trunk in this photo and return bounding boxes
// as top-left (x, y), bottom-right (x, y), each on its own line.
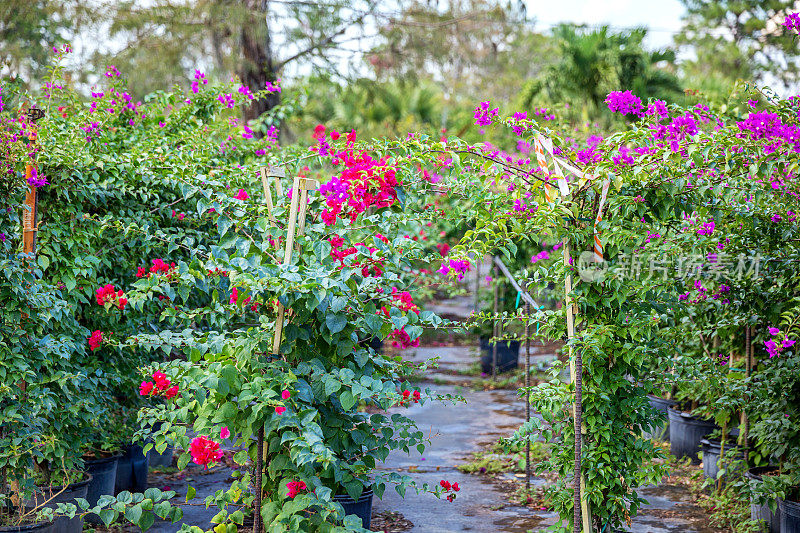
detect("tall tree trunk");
top-left (239, 0), bottom-right (280, 132)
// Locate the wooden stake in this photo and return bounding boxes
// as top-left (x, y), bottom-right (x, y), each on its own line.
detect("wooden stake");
top-left (563, 244), bottom-right (592, 533)
top-left (524, 282), bottom-right (531, 493)
top-left (492, 263), bottom-right (499, 379)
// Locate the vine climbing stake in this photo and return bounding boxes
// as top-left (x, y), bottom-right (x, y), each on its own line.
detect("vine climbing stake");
top-left (253, 167), bottom-right (316, 533)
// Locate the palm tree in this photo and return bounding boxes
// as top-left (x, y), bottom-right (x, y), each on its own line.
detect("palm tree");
top-left (518, 24), bottom-right (683, 115)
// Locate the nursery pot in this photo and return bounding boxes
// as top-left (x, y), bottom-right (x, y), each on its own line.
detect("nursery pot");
top-left (364, 337), bottom-right (383, 354)
top-left (780, 497), bottom-right (800, 533)
top-left (28, 474), bottom-right (91, 533)
top-left (83, 454), bottom-right (120, 524)
top-left (114, 444), bottom-right (149, 494)
top-left (642, 395), bottom-right (676, 442)
top-left (745, 467), bottom-right (781, 533)
top-left (0, 520), bottom-right (55, 533)
top-left (479, 338), bottom-right (521, 374)
top-left (148, 442), bottom-right (174, 468)
top-left (333, 489), bottom-right (373, 529)
top-left (700, 439), bottom-right (745, 483)
top-left (667, 408), bottom-right (716, 464)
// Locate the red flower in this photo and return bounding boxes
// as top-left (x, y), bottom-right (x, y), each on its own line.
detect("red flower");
top-left (281, 390), bottom-right (291, 400)
top-left (96, 284), bottom-right (127, 309)
top-left (140, 382), bottom-right (155, 396)
top-left (346, 130), bottom-right (356, 143)
top-left (312, 124), bottom-right (326, 140)
top-left (153, 371), bottom-right (171, 390)
top-left (440, 480), bottom-right (451, 491)
top-left (286, 480), bottom-right (307, 498)
top-left (452, 482), bottom-right (459, 492)
top-left (275, 406), bottom-right (286, 415)
top-left (88, 330), bottom-right (103, 351)
top-left (164, 385), bottom-right (179, 399)
top-left (330, 131), bottom-right (340, 140)
top-left (220, 427), bottom-right (230, 439)
top-left (189, 435), bottom-right (223, 467)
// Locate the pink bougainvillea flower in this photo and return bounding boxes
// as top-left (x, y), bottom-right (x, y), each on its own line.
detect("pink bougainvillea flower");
top-left (783, 338), bottom-right (796, 349)
top-left (605, 91), bottom-right (643, 116)
top-left (769, 327), bottom-right (781, 336)
top-left (275, 406), bottom-right (286, 415)
top-left (286, 480), bottom-right (307, 499)
top-left (153, 371), bottom-right (171, 390)
top-left (189, 436), bottom-right (223, 468)
top-left (234, 188), bottom-right (249, 201)
top-left (281, 390), bottom-right (291, 400)
top-left (764, 340), bottom-right (779, 358)
top-left (230, 287), bottom-right (239, 305)
top-left (220, 426), bottom-right (230, 439)
top-left (164, 385), bottom-right (179, 399)
top-left (88, 330), bottom-right (103, 351)
top-left (140, 381), bottom-right (155, 396)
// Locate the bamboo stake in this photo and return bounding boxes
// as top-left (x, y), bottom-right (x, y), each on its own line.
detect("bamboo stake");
top-left (492, 263), bottom-right (499, 379)
top-left (271, 177), bottom-right (302, 355)
top-left (563, 244), bottom-right (592, 533)
top-left (256, 173), bottom-right (314, 533)
top-left (524, 282), bottom-right (532, 493)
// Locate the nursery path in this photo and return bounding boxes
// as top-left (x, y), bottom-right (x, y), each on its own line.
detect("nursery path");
top-left (372, 281), bottom-right (723, 533)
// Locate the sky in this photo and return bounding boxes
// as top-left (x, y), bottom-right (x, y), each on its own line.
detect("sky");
top-left (524, 0), bottom-right (687, 50)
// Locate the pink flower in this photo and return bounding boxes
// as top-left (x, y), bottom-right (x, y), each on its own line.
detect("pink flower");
top-left (783, 338), bottom-right (796, 349)
top-left (286, 480), bottom-right (307, 498)
top-left (220, 427), bottom-right (230, 439)
top-left (153, 371), bottom-right (171, 390)
top-left (189, 436), bottom-right (223, 467)
top-left (769, 327), bottom-right (781, 336)
top-left (230, 287), bottom-right (239, 305)
top-left (164, 385), bottom-right (179, 399)
top-left (281, 390), bottom-right (291, 400)
top-left (274, 406), bottom-right (286, 415)
top-left (234, 189), bottom-right (249, 201)
top-left (140, 382), bottom-right (154, 396)
top-left (88, 330), bottom-right (103, 351)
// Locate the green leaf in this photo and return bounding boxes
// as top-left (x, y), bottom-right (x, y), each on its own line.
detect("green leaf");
top-left (326, 313), bottom-right (347, 334)
top-left (339, 390), bottom-right (356, 410)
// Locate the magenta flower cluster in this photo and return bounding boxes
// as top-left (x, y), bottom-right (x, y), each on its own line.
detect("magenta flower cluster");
top-left (27, 168), bottom-right (48, 188)
top-left (737, 111), bottom-right (800, 154)
top-left (474, 101), bottom-right (499, 126)
top-left (784, 12), bottom-right (800, 34)
top-left (764, 327), bottom-right (796, 358)
top-left (438, 259), bottom-right (472, 280)
top-left (605, 91), bottom-right (643, 116)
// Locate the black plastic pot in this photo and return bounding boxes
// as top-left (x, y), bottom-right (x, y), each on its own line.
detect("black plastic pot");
top-left (642, 395), bottom-right (676, 442)
top-left (701, 439), bottom-right (744, 483)
top-left (364, 337), bottom-right (383, 354)
top-left (479, 338), bottom-right (520, 374)
top-left (114, 444), bottom-right (149, 494)
top-left (84, 455), bottom-right (120, 524)
top-left (28, 475), bottom-right (91, 533)
top-left (667, 408), bottom-right (716, 464)
top-left (333, 489), bottom-right (373, 529)
top-left (780, 497), bottom-right (800, 533)
top-left (745, 467), bottom-right (781, 533)
top-left (0, 521), bottom-right (55, 533)
top-left (148, 443), bottom-right (174, 468)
